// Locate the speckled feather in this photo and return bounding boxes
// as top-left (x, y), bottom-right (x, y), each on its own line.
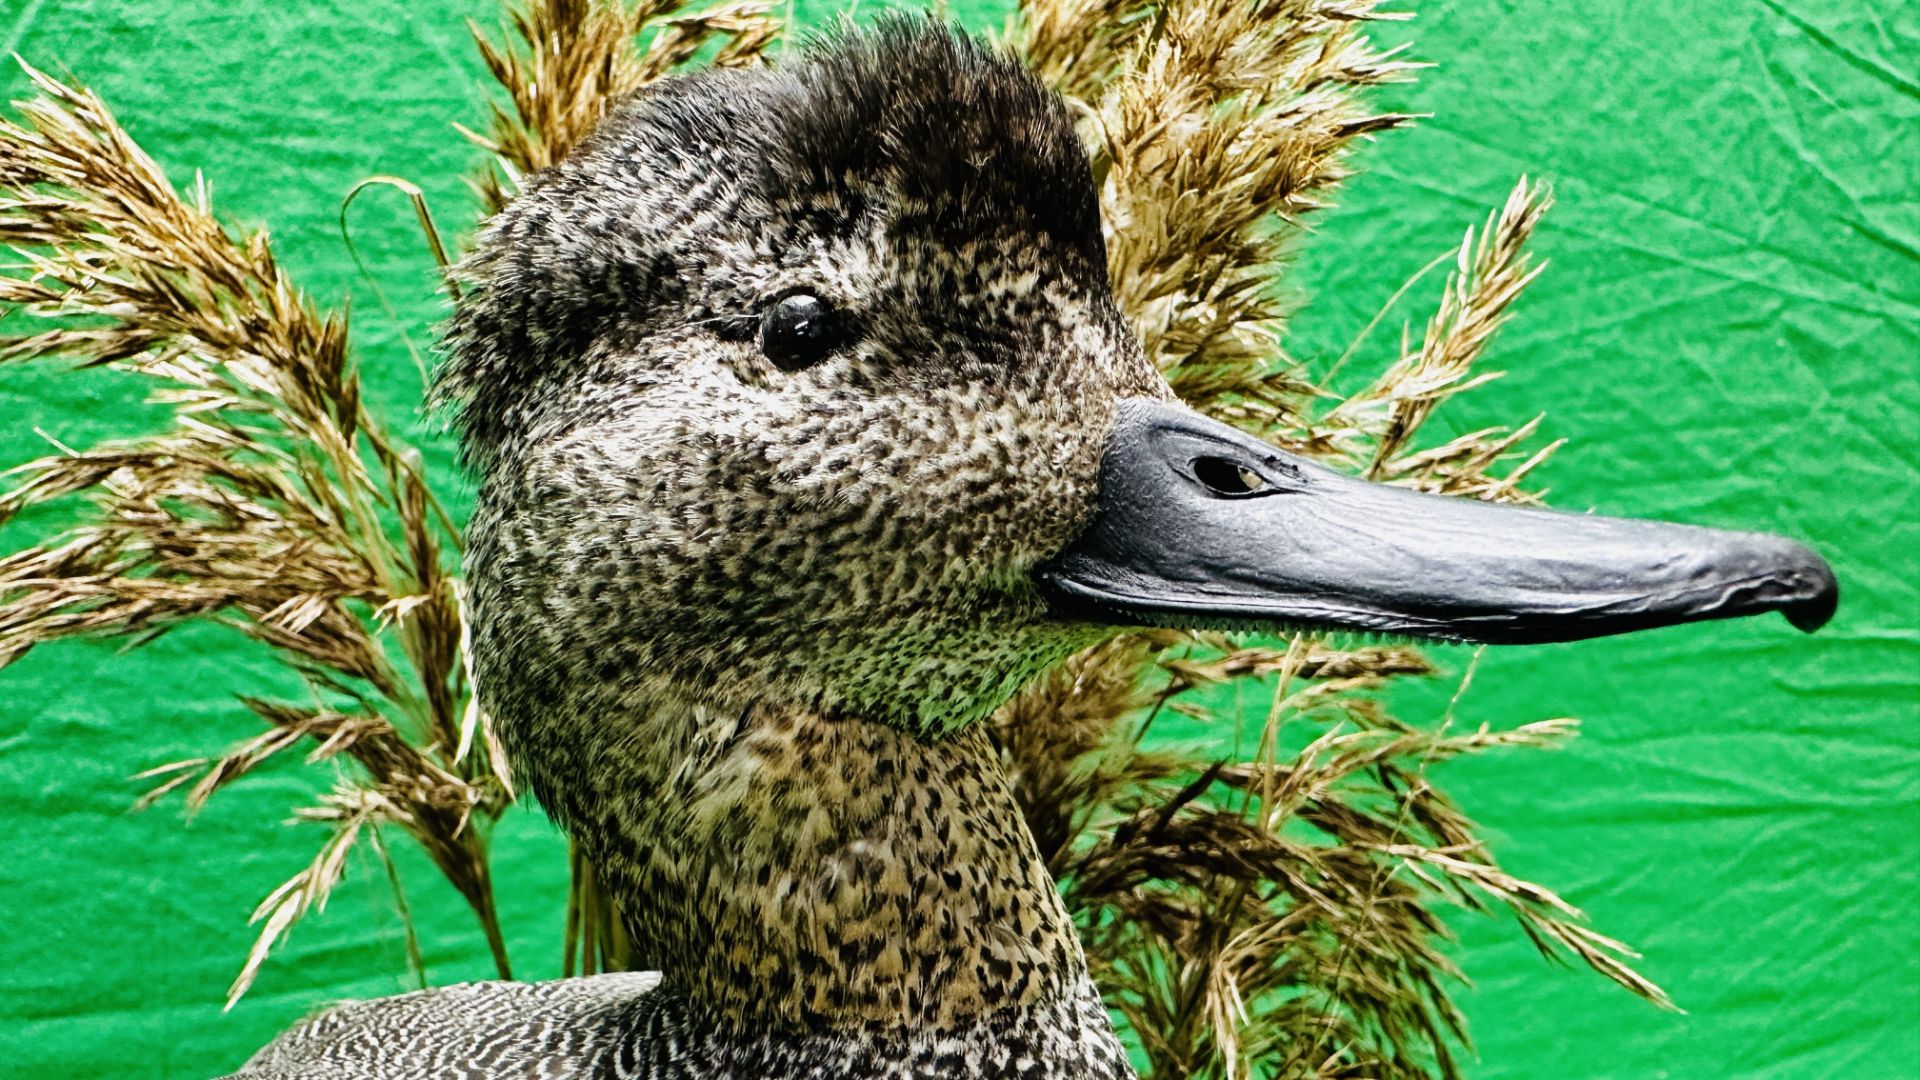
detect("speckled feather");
top-left (231, 21), bottom-right (1164, 1079)
top-left (229, 973), bottom-right (1126, 1078)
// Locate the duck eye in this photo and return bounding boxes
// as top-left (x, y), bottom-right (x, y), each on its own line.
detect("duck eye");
top-left (760, 292), bottom-right (838, 371)
top-left (1192, 456), bottom-right (1268, 497)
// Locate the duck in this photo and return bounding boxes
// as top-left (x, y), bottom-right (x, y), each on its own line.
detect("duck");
top-left (225, 20), bottom-right (1838, 1080)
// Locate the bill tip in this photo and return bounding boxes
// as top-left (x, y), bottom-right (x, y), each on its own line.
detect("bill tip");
top-left (1781, 546), bottom-right (1839, 634)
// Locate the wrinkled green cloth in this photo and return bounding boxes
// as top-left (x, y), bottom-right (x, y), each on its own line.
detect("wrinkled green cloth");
top-left (2, 2), bottom-right (1913, 1077)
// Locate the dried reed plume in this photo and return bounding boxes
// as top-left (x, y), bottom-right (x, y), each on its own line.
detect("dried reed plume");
top-left (0, 59), bottom-right (506, 1005)
top-left (995, 2), bottom-right (1664, 1077)
top-left (2, 1), bottom-right (1671, 1075)
top-left (1022, 0), bottom-right (1420, 435)
top-left (465, 0), bottom-right (779, 213)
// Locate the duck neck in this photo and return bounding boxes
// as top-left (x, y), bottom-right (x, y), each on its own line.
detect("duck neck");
top-left (526, 690), bottom-right (1126, 1069)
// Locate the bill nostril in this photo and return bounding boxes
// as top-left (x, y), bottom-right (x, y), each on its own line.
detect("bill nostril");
top-left (1192, 456), bottom-right (1266, 497)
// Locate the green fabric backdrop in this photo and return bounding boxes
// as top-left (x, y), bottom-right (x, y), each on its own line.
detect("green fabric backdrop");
top-left (2, 2), bottom-right (1914, 1077)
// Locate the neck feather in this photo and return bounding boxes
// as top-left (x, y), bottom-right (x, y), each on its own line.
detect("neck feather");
top-left (523, 690), bottom-right (1096, 1033)
top-left (625, 978), bottom-right (1131, 1078)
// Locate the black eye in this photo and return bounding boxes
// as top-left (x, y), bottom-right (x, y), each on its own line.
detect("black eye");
top-left (760, 293), bottom-right (839, 371)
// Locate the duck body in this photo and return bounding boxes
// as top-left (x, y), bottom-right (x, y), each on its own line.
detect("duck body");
top-left (225, 18), bottom-right (1835, 1080)
top-left (231, 973), bottom-right (1124, 1079)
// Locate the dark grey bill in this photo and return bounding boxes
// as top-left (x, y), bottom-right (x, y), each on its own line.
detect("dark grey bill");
top-left (1038, 399), bottom-right (1838, 645)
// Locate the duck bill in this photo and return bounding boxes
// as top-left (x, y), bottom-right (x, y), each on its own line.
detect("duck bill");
top-left (1037, 400), bottom-right (1838, 645)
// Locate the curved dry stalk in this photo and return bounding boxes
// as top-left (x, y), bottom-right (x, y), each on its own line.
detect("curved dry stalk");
top-left (1323, 176), bottom-right (1554, 479)
top-left (228, 788), bottom-right (379, 1008)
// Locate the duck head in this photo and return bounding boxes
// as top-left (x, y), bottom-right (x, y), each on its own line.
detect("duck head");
top-left (434, 21), bottom-right (1836, 1044)
top-left (440, 23), bottom-right (1834, 749)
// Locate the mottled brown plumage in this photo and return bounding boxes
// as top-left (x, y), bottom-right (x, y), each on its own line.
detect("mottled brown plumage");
top-left (239, 20), bottom-right (1151, 1079)
top-left (447, 13), bottom-right (1161, 1056)
top-left (229, 16), bottom-right (1837, 1080)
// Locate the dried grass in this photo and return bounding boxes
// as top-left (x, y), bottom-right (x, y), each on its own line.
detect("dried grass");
top-left (1023, 0), bottom-right (1420, 436)
top-left (0, 59), bottom-right (509, 1005)
top-left (464, 0), bottom-right (780, 213)
top-left (991, 3), bottom-right (1659, 1076)
top-left (2, 1), bottom-right (1669, 1074)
